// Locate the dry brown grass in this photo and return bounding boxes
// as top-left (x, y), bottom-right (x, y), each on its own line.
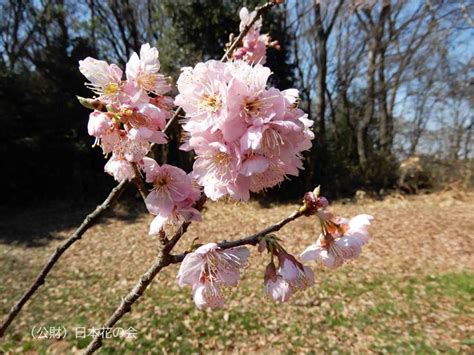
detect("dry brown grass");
top-left (1, 190), bottom-right (473, 353)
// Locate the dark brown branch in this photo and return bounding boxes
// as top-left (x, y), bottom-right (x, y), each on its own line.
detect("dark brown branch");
top-left (83, 2), bottom-right (282, 351)
top-left (169, 210), bottom-right (303, 264)
top-left (221, 1), bottom-right (279, 62)
top-left (84, 195), bottom-right (207, 354)
top-left (0, 94), bottom-right (185, 338)
top-left (0, 180), bottom-right (128, 337)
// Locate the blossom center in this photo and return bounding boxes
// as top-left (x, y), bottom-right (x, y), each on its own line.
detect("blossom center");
top-left (103, 82), bottom-right (120, 96)
top-left (137, 72), bottom-right (159, 92)
top-left (212, 152), bottom-right (231, 167)
top-left (200, 93), bottom-right (222, 113)
top-left (262, 128), bottom-right (284, 153)
top-left (155, 175), bottom-right (170, 188)
top-left (243, 97), bottom-right (263, 116)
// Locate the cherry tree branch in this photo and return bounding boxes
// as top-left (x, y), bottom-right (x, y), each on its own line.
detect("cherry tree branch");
top-left (83, 195), bottom-right (207, 354)
top-left (222, 1), bottom-right (279, 61)
top-left (84, 204), bottom-right (303, 354)
top-left (0, 104), bottom-right (185, 338)
top-left (169, 209), bottom-right (303, 264)
top-left (0, 180), bottom-right (127, 337)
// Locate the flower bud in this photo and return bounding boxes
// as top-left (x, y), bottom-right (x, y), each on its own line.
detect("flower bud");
top-left (317, 196), bottom-right (329, 209)
top-left (301, 191), bottom-right (318, 215)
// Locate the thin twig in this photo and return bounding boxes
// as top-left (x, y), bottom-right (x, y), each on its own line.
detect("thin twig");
top-left (169, 210), bottom-right (303, 264)
top-left (0, 180), bottom-right (127, 337)
top-left (83, 2), bottom-right (282, 352)
top-left (83, 195), bottom-right (207, 354)
top-left (0, 92), bottom-right (185, 338)
top-left (221, 1), bottom-right (277, 62)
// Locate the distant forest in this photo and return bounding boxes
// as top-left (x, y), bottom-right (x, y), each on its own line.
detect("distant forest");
top-left (1, 0), bottom-right (472, 205)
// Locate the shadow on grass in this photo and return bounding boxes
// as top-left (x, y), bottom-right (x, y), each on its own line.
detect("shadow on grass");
top-left (0, 189), bottom-right (147, 247)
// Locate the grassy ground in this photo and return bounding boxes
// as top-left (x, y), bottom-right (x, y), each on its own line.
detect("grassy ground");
top-left (1, 190), bottom-right (473, 354)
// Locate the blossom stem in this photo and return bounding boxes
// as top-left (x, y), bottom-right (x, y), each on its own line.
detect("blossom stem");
top-left (0, 180), bottom-right (127, 337)
top-left (221, 1), bottom-right (279, 61)
top-left (2, 0), bottom-right (282, 344)
top-left (83, 195), bottom-right (206, 354)
top-left (169, 209), bottom-right (304, 264)
top-left (0, 92), bottom-right (184, 338)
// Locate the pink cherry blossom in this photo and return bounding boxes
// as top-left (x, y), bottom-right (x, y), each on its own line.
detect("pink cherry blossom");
top-left (264, 262), bottom-right (293, 303)
top-left (79, 57), bottom-right (123, 103)
top-left (177, 243), bottom-right (250, 309)
top-left (300, 214), bottom-right (374, 269)
top-left (277, 251), bottom-right (314, 291)
top-left (104, 154), bottom-right (135, 182)
top-left (191, 141), bottom-right (250, 201)
top-left (142, 158), bottom-right (201, 234)
top-left (176, 59), bottom-right (314, 201)
top-left (79, 44), bottom-right (173, 181)
top-left (192, 281), bottom-right (225, 310)
top-left (87, 111), bottom-right (113, 137)
top-left (126, 43), bottom-right (171, 95)
top-left (175, 61), bottom-right (229, 134)
top-left (261, 246), bottom-right (314, 303)
top-left (238, 7), bottom-right (262, 33)
top-left (232, 7), bottom-right (280, 64)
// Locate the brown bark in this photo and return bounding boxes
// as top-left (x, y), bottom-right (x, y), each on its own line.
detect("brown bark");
top-left (313, 0), bottom-right (345, 138)
top-left (378, 45), bottom-right (392, 154)
top-left (355, 2), bottom-right (390, 170)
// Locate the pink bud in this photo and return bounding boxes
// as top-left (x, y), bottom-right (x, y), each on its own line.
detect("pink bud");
top-left (87, 111), bottom-right (111, 137)
top-left (317, 196), bottom-right (329, 208)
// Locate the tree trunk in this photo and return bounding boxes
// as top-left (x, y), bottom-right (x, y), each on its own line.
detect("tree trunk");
top-left (358, 41), bottom-right (377, 170)
top-left (378, 46), bottom-right (392, 154)
top-left (316, 39), bottom-right (327, 138)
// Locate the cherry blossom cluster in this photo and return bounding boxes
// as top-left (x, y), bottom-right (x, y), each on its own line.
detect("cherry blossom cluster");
top-left (75, 3), bottom-right (375, 312)
top-left (140, 157), bottom-right (202, 234)
top-left (232, 7), bottom-right (280, 64)
top-left (261, 240), bottom-right (314, 303)
top-left (79, 44), bottom-right (173, 182)
top-left (177, 191), bottom-right (373, 308)
top-left (176, 59), bottom-right (314, 201)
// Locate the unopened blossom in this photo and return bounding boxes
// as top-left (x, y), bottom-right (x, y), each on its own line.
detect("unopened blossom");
top-left (302, 190), bottom-right (329, 215)
top-left (176, 59), bottom-right (314, 201)
top-left (300, 214), bottom-right (374, 269)
top-left (232, 7), bottom-right (279, 64)
top-left (177, 243), bottom-right (250, 309)
top-left (142, 158), bottom-right (201, 234)
top-left (264, 262), bottom-right (292, 303)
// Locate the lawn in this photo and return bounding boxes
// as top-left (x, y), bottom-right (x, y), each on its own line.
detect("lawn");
top-left (1, 190), bottom-right (473, 353)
